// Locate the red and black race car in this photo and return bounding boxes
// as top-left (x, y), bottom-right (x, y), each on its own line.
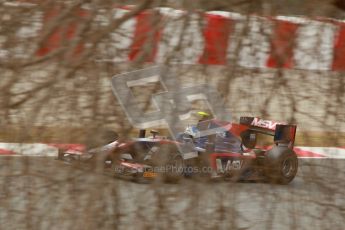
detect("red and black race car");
top-left (58, 117), bottom-right (298, 184)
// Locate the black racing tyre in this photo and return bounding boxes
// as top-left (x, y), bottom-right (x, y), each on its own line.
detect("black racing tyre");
top-left (164, 154), bottom-right (184, 183)
top-left (151, 145), bottom-right (184, 183)
top-left (57, 149), bottom-right (65, 160)
top-left (265, 146), bottom-right (298, 184)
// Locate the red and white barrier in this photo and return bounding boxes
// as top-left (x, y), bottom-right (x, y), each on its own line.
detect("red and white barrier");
top-left (0, 142), bottom-right (344, 159)
top-left (106, 9), bottom-right (345, 71)
top-left (5, 3), bottom-right (345, 71)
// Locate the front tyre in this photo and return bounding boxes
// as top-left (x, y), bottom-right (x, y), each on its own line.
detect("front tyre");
top-left (151, 145), bottom-right (184, 183)
top-left (164, 154), bottom-right (184, 182)
top-left (265, 147), bottom-right (298, 184)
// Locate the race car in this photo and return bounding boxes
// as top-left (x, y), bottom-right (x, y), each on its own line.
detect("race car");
top-left (57, 116), bottom-right (298, 184)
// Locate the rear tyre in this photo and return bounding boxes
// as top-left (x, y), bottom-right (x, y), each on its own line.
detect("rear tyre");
top-left (265, 147), bottom-right (298, 184)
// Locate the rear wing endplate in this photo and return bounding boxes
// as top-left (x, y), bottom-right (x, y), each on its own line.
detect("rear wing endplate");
top-left (274, 124), bottom-right (297, 148)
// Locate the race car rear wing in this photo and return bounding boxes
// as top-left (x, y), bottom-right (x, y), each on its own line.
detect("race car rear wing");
top-left (240, 117), bottom-right (286, 131)
top-left (240, 117), bottom-right (297, 148)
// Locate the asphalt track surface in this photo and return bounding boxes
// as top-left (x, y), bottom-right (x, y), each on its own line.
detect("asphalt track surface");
top-left (0, 156), bottom-right (344, 230)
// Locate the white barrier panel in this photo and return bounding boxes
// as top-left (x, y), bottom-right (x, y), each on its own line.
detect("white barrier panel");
top-left (111, 8), bottom-right (136, 62)
top-left (237, 16), bottom-right (272, 69)
top-left (0, 143), bottom-right (58, 157)
top-left (294, 20), bottom-right (336, 71)
top-left (157, 12), bottom-right (204, 64)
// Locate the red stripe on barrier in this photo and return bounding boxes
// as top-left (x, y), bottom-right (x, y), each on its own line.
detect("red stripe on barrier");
top-left (36, 6), bottom-right (61, 57)
top-left (199, 14), bottom-right (234, 65)
top-left (266, 19), bottom-right (299, 68)
top-left (36, 5), bottom-right (88, 57)
top-left (294, 147), bottom-right (326, 158)
top-left (47, 144), bottom-right (85, 152)
top-left (332, 22), bottom-right (345, 71)
top-left (128, 11), bottom-right (162, 62)
top-left (0, 148), bottom-right (16, 155)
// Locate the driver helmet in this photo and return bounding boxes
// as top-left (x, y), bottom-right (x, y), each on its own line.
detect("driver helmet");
top-left (197, 111), bottom-right (212, 122)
